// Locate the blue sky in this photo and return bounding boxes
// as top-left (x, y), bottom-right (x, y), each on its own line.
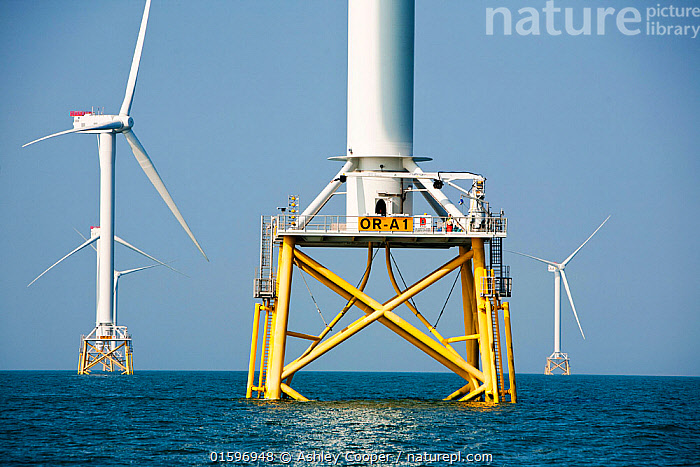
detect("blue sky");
top-left (1, 0), bottom-right (698, 376)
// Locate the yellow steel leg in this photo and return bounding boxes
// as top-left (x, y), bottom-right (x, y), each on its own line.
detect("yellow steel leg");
top-left (485, 298), bottom-right (500, 403)
top-left (458, 383), bottom-right (488, 402)
top-left (246, 303), bottom-right (262, 398)
top-left (503, 302), bottom-right (517, 402)
top-left (459, 246), bottom-right (479, 370)
top-left (257, 305), bottom-right (271, 393)
top-left (78, 339), bottom-right (87, 375)
top-left (472, 238), bottom-right (495, 401)
top-left (265, 236), bottom-right (295, 400)
top-left (280, 383), bottom-right (309, 402)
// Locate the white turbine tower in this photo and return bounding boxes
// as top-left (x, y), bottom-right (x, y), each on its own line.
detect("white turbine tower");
top-left (27, 226), bottom-right (179, 373)
top-left (23, 0), bottom-right (206, 372)
top-left (510, 216), bottom-right (610, 375)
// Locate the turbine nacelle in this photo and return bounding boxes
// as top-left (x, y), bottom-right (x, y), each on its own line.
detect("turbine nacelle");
top-left (72, 113), bottom-right (133, 133)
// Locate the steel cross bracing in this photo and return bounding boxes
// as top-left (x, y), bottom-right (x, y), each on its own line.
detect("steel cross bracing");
top-left (246, 237), bottom-right (518, 402)
top-left (78, 327), bottom-right (133, 375)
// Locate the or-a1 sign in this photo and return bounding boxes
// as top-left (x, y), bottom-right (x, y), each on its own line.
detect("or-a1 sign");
top-left (359, 217), bottom-right (413, 232)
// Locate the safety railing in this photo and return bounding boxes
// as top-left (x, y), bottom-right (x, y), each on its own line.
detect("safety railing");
top-left (480, 274), bottom-right (512, 298)
top-left (275, 214), bottom-right (507, 237)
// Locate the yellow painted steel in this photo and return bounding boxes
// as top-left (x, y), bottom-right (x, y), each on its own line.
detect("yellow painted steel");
top-left (265, 236), bottom-right (295, 400)
top-left (459, 246), bottom-right (479, 369)
top-left (82, 341), bottom-right (127, 373)
top-left (77, 338), bottom-right (132, 375)
top-left (485, 299), bottom-right (500, 403)
top-left (296, 243), bottom-right (374, 361)
top-left (125, 345), bottom-right (133, 375)
top-left (490, 293), bottom-right (506, 401)
top-left (288, 248), bottom-right (485, 383)
top-left (384, 245), bottom-right (465, 363)
top-left (257, 305), bottom-right (271, 393)
top-left (472, 238), bottom-right (496, 401)
top-left (282, 306), bottom-right (388, 380)
top-left (292, 248), bottom-right (480, 384)
top-left (246, 303), bottom-right (262, 398)
top-left (446, 334), bottom-right (480, 343)
top-left (382, 310), bottom-right (484, 383)
top-left (503, 302), bottom-right (517, 403)
top-left (444, 383), bottom-right (472, 401)
top-left (459, 383), bottom-right (488, 402)
top-left (286, 330), bottom-right (321, 341)
top-left (280, 383), bottom-right (309, 402)
top-left (247, 233), bottom-right (516, 402)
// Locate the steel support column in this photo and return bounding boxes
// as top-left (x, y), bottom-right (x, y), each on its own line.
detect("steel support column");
top-left (265, 236), bottom-right (295, 399)
top-left (246, 303), bottom-right (262, 398)
top-left (503, 301), bottom-right (517, 402)
top-left (459, 245), bottom-right (479, 370)
top-left (472, 238), bottom-right (495, 400)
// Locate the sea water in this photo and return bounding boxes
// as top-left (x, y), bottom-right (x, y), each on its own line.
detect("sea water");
top-left (1, 372), bottom-right (698, 466)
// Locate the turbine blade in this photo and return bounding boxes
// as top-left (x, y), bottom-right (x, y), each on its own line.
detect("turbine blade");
top-left (122, 129), bottom-right (208, 261)
top-left (120, 0), bottom-right (152, 116)
top-left (507, 250), bottom-right (558, 267)
top-left (560, 270), bottom-right (585, 339)
top-left (27, 235), bottom-right (100, 287)
top-left (23, 122), bottom-right (122, 148)
top-left (119, 263), bottom-right (162, 276)
top-left (114, 235), bottom-right (187, 276)
top-left (73, 227), bottom-right (97, 252)
top-left (562, 215), bottom-right (611, 266)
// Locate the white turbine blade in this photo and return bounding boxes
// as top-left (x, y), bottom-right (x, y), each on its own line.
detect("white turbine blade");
top-left (119, 263), bottom-right (162, 276)
top-left (120, 0), bottom-right (152, 116)
top-left (562, 215), bottom-right (611, 266)
top-left (560, 270), bottom-right (585, 339)
top-left (507, 250), bottom-right (558, 267)
top-left (122, 129), bottom-right (209, 261)
top-left (23, 122), bottom-right (123, 148)
top-left (114, 235), bottom-right (187, 276)
top-left (73, 227), bottom-right (97, 252)
top-left (27, 235), bottom-right (100, 287)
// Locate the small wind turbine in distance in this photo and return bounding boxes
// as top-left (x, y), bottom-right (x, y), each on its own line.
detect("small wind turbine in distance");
top-left (508, 215), bottom-right (610, 375)
top-left (22, 0), bottom-right (207, 373)
top-left (27, 226), bottom-right (181, 374)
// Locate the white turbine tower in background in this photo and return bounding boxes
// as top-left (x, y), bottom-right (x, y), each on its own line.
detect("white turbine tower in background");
top-left (27, 226), bottom-right (178, 373)
top-left (23, 0), bottom-right (206, 373)
top-left (510, 216), bottom-right (610, 375)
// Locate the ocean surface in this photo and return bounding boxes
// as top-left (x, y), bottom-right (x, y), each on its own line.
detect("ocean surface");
top-left (1, 371), bottom-right (698, 466)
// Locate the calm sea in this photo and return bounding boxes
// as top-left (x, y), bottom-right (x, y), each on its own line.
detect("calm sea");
top-left (1, 372), bottom-right (698, 466)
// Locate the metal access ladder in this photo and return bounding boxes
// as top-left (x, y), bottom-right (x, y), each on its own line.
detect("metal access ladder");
top-left (254, 216), bottom-right (275, 299)
top-left (489, 237), bottom-right (512, 297)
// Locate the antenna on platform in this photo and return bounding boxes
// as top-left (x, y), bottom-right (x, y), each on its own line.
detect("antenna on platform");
top-left (22, 0), bottom-right (206, 374)
top-left (509, 215), bottom-right (610, 375)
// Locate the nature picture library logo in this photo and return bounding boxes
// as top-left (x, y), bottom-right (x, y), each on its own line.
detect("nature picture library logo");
top-left (485, 0), bottom-right (700, 38)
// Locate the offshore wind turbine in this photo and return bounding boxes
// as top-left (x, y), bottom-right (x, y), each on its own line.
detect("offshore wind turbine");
top-left (23, 0), bottom-right (206, 373)
top-left (510, 216), bottom-right (610, 375)
top-left (27, 225), bottom-right (179, 373)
